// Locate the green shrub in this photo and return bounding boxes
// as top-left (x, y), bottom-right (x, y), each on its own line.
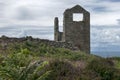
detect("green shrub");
top-left (86, 58), bottom-right (119, 80)
top-left (45, 59), bottom-right (79, 80)
top-left (0, 39), bottom-right (120, 80)
top-left (0, 50), bottom-right (51, 80)
top-left (110, 57), bottom-right (120, 69)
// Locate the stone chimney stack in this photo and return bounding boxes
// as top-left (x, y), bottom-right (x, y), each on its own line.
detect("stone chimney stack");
top-left (54, 17), bottom-right (59, 41)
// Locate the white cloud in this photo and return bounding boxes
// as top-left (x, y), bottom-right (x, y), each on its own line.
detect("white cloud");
top-left (91, 25), bottom-right (120, 43)
top-left (91, 13), bottom-right (120, 25)
top-left (0, 0), bottom-right (120, 27)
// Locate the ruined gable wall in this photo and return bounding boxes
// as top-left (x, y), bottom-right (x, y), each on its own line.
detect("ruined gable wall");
top-left (63, 5), bottom-right (90, 53)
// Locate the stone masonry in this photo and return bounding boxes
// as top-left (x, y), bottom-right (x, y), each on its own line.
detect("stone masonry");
top-left (0, 36), bottom-right (79, 51)
top-left (54, 5), bottom-right (90, 54)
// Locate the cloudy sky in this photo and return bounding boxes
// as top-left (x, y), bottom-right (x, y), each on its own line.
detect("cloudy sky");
top-left (0, 0), bottom-right (120, 56)
top-left (0, 0), bottom-right (120, 27)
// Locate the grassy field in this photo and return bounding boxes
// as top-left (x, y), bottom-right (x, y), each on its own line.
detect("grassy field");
top-left (0, 39), bottom-right (120, 80)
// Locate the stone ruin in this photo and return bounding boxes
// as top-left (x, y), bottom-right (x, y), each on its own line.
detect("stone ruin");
top-left (0, 5), bottom-right (90, 54)
top-left (54, 5), bottom-right (90, 54)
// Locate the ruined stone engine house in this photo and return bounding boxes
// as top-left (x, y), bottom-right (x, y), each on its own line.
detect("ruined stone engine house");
top-left (54, 5), bottom-right (90, 54)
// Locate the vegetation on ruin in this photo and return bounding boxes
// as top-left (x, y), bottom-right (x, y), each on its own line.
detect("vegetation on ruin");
top-left (0, 38), bottom-right (120, 80)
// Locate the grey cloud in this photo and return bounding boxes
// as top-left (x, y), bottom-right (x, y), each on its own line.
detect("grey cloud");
top-left (1, 0), bottom-right (119, 26)
top-left (91, 25), bottom-right (120, 43)
top-left (96, 0), bottom-right (120, 2)
top-left (0, 25), bottom-right (53, 38)
top-left (91, 6), bottom-right (108, 12)
top-left (86, 4), bottom-right (115, 13)
top-left (117, 19), bottom-right (120, 24)
top-left (104, 0), bottom-right (120, 2)
top-left (0, 2), bottom-right (5, 16)
top-left (15, 7), bottom-right (35, 20)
